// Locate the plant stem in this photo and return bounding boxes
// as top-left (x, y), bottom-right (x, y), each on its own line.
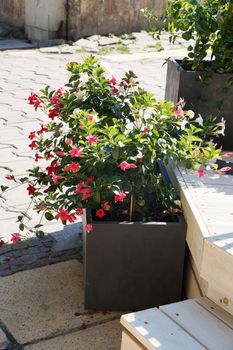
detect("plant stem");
top-left (129, 183), bottom-right (135, 222)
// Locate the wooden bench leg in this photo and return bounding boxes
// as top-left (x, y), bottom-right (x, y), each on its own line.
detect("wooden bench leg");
top-left (121, 330), bottom-right (147, 350)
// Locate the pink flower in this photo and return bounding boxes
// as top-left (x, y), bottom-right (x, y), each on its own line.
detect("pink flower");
top-left (114, 190), bottom-right (126, 203)
top-left (86, 114), bottom-right (94, 121)
top-left (63, 162), bottom-right (80, 173)
top-left (55, 151), bottom-right (65, 157)
top-left (70, 147), bottom-right (83, 158)
top-left (65, 138), bottom-right (73, 146)
top-left (225, 152), bottom-right (233, 157)
top-left (219, 166), bottom-right (232, 172)
top-left (76, 208), bottom-right (84, 216)
top-left (75, 183), bottom-right (92, 200)
top-left (11, 233), bottom-right (21, 245)
top-left (85, 224), bottom-right (93, 233)
top-left (102, 201), bottom-right (110, 211)
top-left (197, 169), bottom-right (206, 178)
top-left (86, 135), bottom-right (98, 145)
top-left (112, 87), bottom-right (119, 94)
top-left (174, 106), bottom-right (184, 117)
top-left (37, 124), bottom-right (48, 135)
top-left (96, 208), bottom-right (106, 219)
top-left (177, 97), bottom-right (185, 106)
top-left (110, 76), bottom-right (117, 85)
top-left (52, 174), bottom-right (63, 184)
top-left (119, 161), bottom-right (137, 171)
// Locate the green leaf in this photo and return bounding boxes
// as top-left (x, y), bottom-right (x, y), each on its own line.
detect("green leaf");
top-left (45, 212), bottom-right (54, 221)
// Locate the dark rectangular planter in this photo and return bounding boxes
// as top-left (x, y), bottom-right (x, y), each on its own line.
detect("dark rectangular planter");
top-left (165, 60), bottom-right (233, 150)
top-left (83, 215), bottom-right (186, 311)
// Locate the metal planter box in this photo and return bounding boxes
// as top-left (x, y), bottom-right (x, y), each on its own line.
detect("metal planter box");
top-left (83, 216), bottom-right (186, 310)
top-left (165, 60), bottom-right (233, 150)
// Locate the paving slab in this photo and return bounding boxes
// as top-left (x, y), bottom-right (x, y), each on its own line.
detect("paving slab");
top-left (24, 320), bottom-right (122, 350)
top-left (0, 260), bottom-right (122, 345)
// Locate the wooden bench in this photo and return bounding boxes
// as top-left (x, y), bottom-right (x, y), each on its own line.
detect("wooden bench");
top-left (120, 297), bottom-right (233, 350)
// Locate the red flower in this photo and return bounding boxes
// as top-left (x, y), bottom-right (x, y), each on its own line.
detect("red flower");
top-left (28, 93), bottom-right (41, 111)
top-left (52, 174), bottom-right (63, 184)
top-left (5, 175), bottom-right (16, 181)
top-left (29, 140), bottom-right (37, 149)
top-left (197, 169), bottom-right (206, 178)
top-left (110, 76), bottom-right (117, 85)
top-left (114, 190), bottom-right (126, 203)
top-left (119, 161), bottom-right (137, 171)
top-left (11, 233), bottom-right (21, 245)
top-left (35, 153), bottom-right (42, 162)
top-left (27, 184), bottom-right (36, 195)
top-left (85, 176), bottom-right (94, 183)
top-left (96, 208), bottom-right (106, 219)
top-left (63, 162), bottom-right (80, 173)
top-left (56, 208), bottom-right (69, 223)
top-left (120, 80), bottom-right (127, 87)
top-left (68, 213), bottom-right (76, 223)
top-left (46, 161), bottom-right (59, 175)
top-left (86, 135), bottom-right (98, 145)
top-left (44, 152), bottom-right (53, 160)
top-left (29, 131), bottom-right (36, 140)
top-left (76, 208), bottom-right (84, 216)
top-left (70, 147), bottom-right (83, 158)
top-left (85, 224), bottom-right (93, 233)
top-left (43, 186), bottom-right (51, 193)
top-left (143, 128), bottom-right (149, 134)
top-left (102, 201), bottom-right (110, 211)
top-left (75, 183), bottom-right (92, 200)
top-left (49, 108), bottom-right (59, 120)
top-left (37, 124), bottom-right (48, 135)
top-left (38, 204), bottom-right (46, 211)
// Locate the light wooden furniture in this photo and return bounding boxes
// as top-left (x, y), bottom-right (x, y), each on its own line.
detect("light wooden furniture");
top-left (120, 297), bottom-right (233, 350)
top-left (167, 151), bottom-right (233, 315)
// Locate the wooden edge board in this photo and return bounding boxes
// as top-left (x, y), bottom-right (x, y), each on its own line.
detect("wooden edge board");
top-left (195, 297), bottom-right (233, 330)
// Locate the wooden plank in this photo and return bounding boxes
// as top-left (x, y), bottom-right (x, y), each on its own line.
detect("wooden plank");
top-left (160, 299), bottom-right (233, 350)
top-left (195, 297), bottom-right (233, 330)
top-left (121, 331), bottom-right (146, 350)
top-left (120, 308), bottom-right (205, 350)
top-left (207, 282), bottom-right (233, 316)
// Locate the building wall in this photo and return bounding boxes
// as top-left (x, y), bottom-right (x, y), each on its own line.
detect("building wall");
top-left (68, 0), bottom-right (167, 41)
top-left (0, 0), bottom-right (25, 29)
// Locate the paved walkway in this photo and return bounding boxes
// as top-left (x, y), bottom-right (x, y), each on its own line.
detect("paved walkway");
top-left (0, 42), bottom-right (187, 349)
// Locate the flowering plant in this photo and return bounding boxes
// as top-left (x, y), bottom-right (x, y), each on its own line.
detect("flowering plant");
top-left (1, 56), bottom-right (222, 240)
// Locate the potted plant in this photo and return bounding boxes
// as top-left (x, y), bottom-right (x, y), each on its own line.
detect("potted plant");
top-left (143, 0), bottom-right (233, 150)
top-left (1, 56), bottom-right (222, 310)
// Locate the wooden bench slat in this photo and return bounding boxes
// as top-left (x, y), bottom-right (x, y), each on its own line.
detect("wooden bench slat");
top-left (120, 307), bottom-right (205, 350)
top-left (160, 299), bottom-right (233, 350)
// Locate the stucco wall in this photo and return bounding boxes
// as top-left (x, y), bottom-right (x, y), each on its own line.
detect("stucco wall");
top-left (68, 0), bottom-right (167, 41)
top-left (0, 0), bottom-right (25, 29)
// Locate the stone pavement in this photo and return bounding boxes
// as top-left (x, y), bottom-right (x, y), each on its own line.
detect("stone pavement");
top-left (0, 41), bottom-right (187, 349)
